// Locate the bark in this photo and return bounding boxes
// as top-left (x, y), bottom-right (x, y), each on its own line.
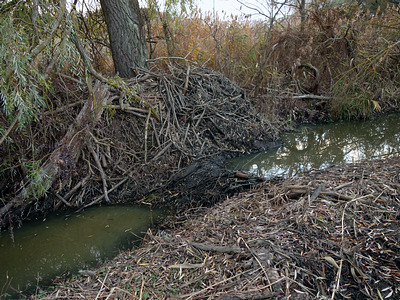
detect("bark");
top-left (100, 0), bottom-right (148, 78)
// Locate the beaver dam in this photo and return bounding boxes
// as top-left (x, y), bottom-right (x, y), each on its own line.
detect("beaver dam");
top-left (0, 65), bottom-right (279, 231)
top-left (32, 156), bottom-right (400, 299)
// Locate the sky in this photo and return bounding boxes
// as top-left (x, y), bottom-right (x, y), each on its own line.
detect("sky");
top-left (194, 0), bottom-right (292, 21)
top-left (195, 0), bottom-right (266, 20)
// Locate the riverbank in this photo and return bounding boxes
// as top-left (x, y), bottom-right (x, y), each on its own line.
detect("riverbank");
top-left (31, 156), bottom-right (400, 299)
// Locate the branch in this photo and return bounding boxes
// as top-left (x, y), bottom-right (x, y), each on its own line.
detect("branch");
top-left (31, 0), bottom-right (66, 58)
top-left (0, 110), bottom-right (22, 147)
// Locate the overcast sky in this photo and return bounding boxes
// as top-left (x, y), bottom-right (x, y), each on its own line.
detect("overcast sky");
top-left (195, 0), bottom-right (292, 21)
top-left (195, 0), bottom-right (264, 19)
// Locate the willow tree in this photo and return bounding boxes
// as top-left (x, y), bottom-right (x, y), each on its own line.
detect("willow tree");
top-left (100, 0), bottom-right (148, 77)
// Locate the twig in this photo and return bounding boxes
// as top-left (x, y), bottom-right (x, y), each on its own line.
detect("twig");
top-left (183, 64), bottom-right (190, 95)
top-left (87, 140), bottom-right (110, 203)
top-left (240, 237), bottom-right (273, 292)
top-left (139, 276), bottom-right (145, 300)
top-left (149, 142), bottom-right (172, 163)
top-left (144, 109), bottom-right (151, 163)
top-left (95, 269), bottom-right (109, 300)
top-left (77, 177), bottom-right (128, 212)
top-left (174, 269), bottom-right (255, 299)
top-left (310, 184), bottom-right (324, 201)
top-left (41, 100), bottom-right (85, 116)
top-left (54, 193), bottom-right (72, 207)
top-left (110, 104), bottom-right (150, 115)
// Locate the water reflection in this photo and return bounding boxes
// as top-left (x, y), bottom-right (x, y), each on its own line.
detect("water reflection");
top-left (230, 114), bottom-right (400, 178)
top-left (0, 205), bottom-right (164, 296)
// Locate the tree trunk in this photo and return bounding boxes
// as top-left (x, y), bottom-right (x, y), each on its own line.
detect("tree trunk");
top-left (100, 0), bottom-right (148, 78)
top-left (299, 0), bottom-right (306, 32)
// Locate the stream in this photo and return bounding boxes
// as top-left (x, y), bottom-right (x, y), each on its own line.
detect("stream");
top-left (0, 205), bottom-right (164, 297)
top-left (230, 113), bottom-right (400, 178)
top-left (1, 113), bottom-right (399, 298)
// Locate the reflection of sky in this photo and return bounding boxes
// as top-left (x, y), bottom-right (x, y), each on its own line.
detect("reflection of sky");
top-left (230, 114), bottom-right (400, 178)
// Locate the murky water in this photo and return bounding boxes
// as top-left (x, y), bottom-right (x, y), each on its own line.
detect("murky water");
top-left (230, 114), bottom-right (400, 178)
top-left (0, 205), bottom-right (164, 297)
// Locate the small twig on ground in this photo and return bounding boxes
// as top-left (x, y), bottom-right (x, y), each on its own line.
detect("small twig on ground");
top-left (95, 268), bottom-right (109, 300)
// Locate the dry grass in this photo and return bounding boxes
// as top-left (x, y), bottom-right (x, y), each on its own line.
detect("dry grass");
top-left (84, 4), bottom-right (400, 122)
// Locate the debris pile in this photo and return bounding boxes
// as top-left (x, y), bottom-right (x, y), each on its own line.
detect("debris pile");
top-left (36, 157), bottom-right (400, 299)
top-left (0, 65), bottom-right (279, 228)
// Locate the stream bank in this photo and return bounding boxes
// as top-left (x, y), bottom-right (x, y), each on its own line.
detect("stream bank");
top-left (33, 156), bottom-right (400, 299)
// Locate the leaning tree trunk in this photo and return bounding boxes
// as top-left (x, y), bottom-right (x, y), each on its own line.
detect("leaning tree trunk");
top-left (100, 0), bottom-right (148, 78)
top-left (0, 81), bottom-right (109, 227)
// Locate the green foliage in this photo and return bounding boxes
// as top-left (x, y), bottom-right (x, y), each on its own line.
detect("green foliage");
top-left (25, 160), bottom-right (48, 199)
top-left (0, 15), bottom-right (49, 127)
top-left (0, 1), bottom-right (83, 200)
top-left (0, 2), bottom-right (81, 129)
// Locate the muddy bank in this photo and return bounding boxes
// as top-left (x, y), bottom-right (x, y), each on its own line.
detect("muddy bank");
top-left (0, 65), bottom-right (279, 230)
top-left (31, 156), bottom-right (400, 299)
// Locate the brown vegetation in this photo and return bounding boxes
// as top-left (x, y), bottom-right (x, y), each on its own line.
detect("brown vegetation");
top-left (1, 1), bottom-right (400, 298)
top-left (137, 5), bottom-right (400, 122)
top-left (33, 157), bottom-right (400, 299)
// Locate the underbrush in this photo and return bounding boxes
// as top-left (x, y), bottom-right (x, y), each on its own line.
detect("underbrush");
top-left (85, 3), bottom-right (400, 122)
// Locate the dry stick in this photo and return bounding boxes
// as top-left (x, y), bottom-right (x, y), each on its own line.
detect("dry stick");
top-left (240, 237), bottom-right (273, 292)
top-left (182, 64), bottom-right (190, 95)
top-left (163, 79), bottom-right (180, 130)
top-left (110, 104), bottom-right (149, 114)
top-left (77, 177), bottom-right (128, 212)
top-left (194, 108), bottom-right (206, 129)
top-left (151, 119), bottom-right (161, 147)
top-left (190, 242), bottom-right (242, 254)
top-left (41, 100), bottom-right (85, 116)
top-left (54, 176), bottom-right (90, 209)
top-left (149, 142), bottom-right (172, 163)
top-left (175, 269), bottom-right (254, 299)
top-left (54, 193), bottom-right (72, 207)
top-left (87, 141), bottom-right (110, 203)
top-left (331, 194), bottom-right (370, 299)
top-left (95, 269), bottom-right (109, 300)
top-left (183, 123), bottom-right (190, 144)
top-left (310, 184), bottom-right (324, 201)
top-left (144, 109), bottom-right (151, 163)
top-left (139, 276), bottom-right (146, 300)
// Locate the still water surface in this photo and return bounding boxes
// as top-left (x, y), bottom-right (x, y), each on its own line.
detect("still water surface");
top-left (0, 205), bottom-right (163, 296)
top-left (230, 114), bottom-right (400, 178)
